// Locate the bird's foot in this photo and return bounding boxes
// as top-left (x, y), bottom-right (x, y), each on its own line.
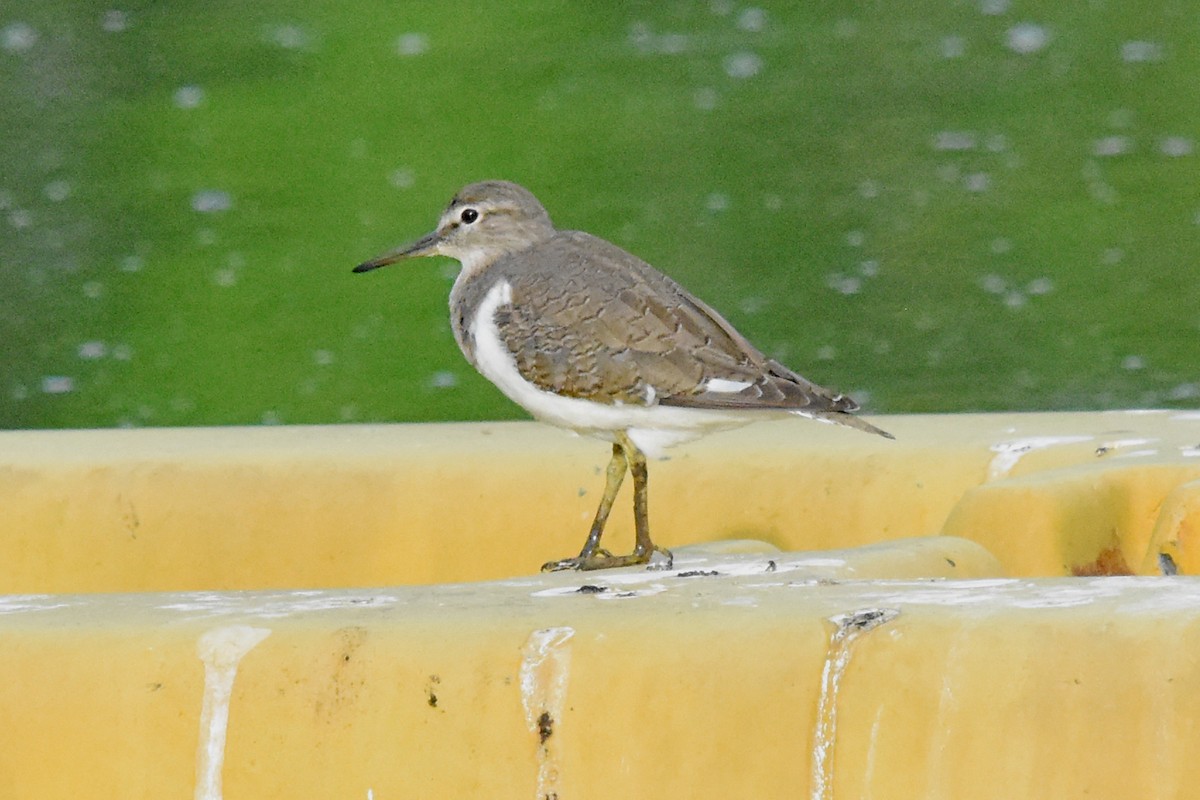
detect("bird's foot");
top-left (541, 545), bottom-right (673, 573)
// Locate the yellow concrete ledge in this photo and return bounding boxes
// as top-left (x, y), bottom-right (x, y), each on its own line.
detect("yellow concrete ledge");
top-left (3, 414), bottom-right (1200, 798)
top-left (0, 559), bottom-right (1196, 799)
top-left (2, 411), bottom-right (1200, 590)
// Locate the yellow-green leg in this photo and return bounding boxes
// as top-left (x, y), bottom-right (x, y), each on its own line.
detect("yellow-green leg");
top-left (541, 434), bottom-right (673, 572)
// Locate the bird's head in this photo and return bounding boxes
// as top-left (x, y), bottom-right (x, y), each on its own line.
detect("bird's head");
top-left (354, 180), bottom-right (556, 275)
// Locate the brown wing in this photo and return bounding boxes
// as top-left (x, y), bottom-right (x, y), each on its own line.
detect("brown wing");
top-left (492, 231), bottom-right (874, 429)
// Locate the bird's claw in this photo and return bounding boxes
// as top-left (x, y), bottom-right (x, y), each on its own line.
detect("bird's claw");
top-left (540, 546), bottom-right (672, 573)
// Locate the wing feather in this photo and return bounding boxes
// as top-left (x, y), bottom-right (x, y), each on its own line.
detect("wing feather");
top-left (491, 231), bottom-right (873, 426)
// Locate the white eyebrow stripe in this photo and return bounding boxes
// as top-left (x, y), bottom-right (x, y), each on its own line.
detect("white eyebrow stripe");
top-left (702, 378), bottom-right (755, 393)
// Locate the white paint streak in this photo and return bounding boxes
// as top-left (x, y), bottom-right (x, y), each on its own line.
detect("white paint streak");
top-left (529, 583), bottom-right (668, 599)
top-left (861, 704), bottom-right (887, 800)
top-left (0, 595), bottom-right (78, 615)
top-left (1115, 448), bottom-right (1159, 459)
top-left (987, 435), bottom-right (1092, 480)
top-left (160, 591), bottom-right (398, 618)
top-left (195, 625), bottom-right (272, 800)
top-left (519, 627), bottom-right (575, 800)
top-left (1098, 437), bottom-right (1155, 451)
top-left (811, 609), bottom-right (899, 800)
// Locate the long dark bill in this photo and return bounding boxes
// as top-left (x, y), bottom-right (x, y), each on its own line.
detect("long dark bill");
top-left (352, 229), bottom-right (442, 273)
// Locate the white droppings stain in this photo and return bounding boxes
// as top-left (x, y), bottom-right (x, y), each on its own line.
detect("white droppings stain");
top-left (861, 704), bottom-right (887, 790)
top-left (159, 591), bottom-right (398, 619)
top-left (520, 627), bottom-right (575, 800)
top-left (811, 609), bottom-right (900, 800)
top-left (195, 625), bottom-right (271, 800)
top-left (785, 557), bottom-right (849, 569)
top-left (530, 586), bottom-right (590, 599)
top-left (987, 435), bottom-right (1093, 480)
top-left (1008, 588), bottom-right (1110, 609)
top-left (0, 595), bottom-right (79, 615)
top-left (1114, 449), bottom-right (1159, 459)
top-left (1097, 437), bottom-right (1155, 452)
top-left (530, 583), bottom-right (668, 600)
top-left (854, 578), bottom-right (1200, 611)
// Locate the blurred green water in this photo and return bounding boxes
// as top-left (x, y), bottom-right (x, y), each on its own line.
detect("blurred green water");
top-left (2, 1), bottom-right (1198, 429)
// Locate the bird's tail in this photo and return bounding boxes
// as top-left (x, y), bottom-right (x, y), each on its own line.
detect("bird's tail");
top-left (819, 410), bottom-right (895, 440)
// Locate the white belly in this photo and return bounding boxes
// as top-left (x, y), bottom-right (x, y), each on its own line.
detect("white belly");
top-left (468, 280), bottom-right (767, 458)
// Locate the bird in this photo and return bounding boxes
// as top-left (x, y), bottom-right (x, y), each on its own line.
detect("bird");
top-left (354, 180), bottom-right (892, 572)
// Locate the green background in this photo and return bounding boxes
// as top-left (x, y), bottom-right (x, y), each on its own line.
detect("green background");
top-left (2, 1), bottom-right (1198, 429)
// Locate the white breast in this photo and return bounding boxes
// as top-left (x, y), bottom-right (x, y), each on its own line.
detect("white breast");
top-left (468, 280), bottom-right (767, 458)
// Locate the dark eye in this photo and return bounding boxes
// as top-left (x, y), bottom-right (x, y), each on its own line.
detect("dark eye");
top-left (460, 208), bottom-right (479, 224)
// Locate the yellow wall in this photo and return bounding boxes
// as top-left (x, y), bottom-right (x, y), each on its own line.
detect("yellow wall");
top-left (1, 412), bottom-right (1200, 798)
